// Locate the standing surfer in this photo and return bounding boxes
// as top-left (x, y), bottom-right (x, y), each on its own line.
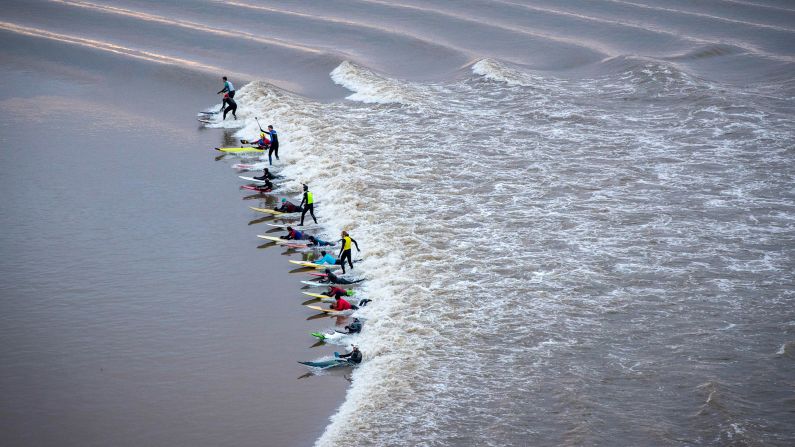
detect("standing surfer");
top-left (217, 76), bottom-right (235, 98)
top-left (222, 93), bottom-right (237, 120)
top-left (337, 231), bottom-right (360, 274)
top-left (299, 184), bottom-right (317, 226)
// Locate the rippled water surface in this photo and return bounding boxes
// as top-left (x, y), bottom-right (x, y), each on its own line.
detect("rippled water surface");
top-left (1, 1), bottom-right (793, 446)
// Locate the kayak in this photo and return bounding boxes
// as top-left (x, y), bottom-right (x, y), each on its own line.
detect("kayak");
top-left (311, 331), bottom-right (355, 345)
top-left (289, 260), bottom-right (341, 270)
top-left (216, 147), bottom-right (265, 153)
top-left (298, 358), bottom-right (350, 369)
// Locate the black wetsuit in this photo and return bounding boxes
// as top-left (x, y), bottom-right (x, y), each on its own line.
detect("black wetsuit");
top-left (344, 320), bottom-right (362, 334)
top-left (339, 349), bottom-right (362, 364)
top-left (300, 190), bottom-right (317, 225)
top-left (326, 272), bottom-right (362, 285)
top-left (268, 129), bottom-right (279, 161)
top-left (223, 97), bottom-right (237, 120)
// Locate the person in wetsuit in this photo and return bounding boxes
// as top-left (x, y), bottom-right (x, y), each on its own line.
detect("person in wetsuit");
top-left (253, 167), bottom-right (274, 190)
top-left (267, 125), bottom-right (279, 164)
top-left (322, 268), bottom-right (363, 285)
top-left (274, 198), bottom-right (301, 213)
top-left (330, 295), bottom-right (353, 311)
top-left (307, 236), bottom-right (334, 247)
top-left (217, 76), bottom-right (235, 98)
top-left (281, 226), bottom-right (308, 241)
top-left (315, 251), bottom-right (339, 266)
top-left (337, 230), bottom-right (360, 274)
top-left (222, 94), bottom-right (237, 120)
top-left (299, 184), bottom-right (317, 226)
top-left (338, 345), bottom-right (362, 364)
top-left (343, 318), bottom-right (362, 334)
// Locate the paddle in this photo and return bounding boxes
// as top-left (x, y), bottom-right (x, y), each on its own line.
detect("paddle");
top-left (255, 116), bottom-right (265, 133)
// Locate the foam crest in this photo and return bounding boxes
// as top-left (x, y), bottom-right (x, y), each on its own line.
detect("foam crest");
top-left (471, 58), bottom-right (536, 87)
top-left (330, 61), bottom-right (420, 104)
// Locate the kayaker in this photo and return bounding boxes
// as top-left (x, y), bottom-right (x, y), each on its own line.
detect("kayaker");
top-left (274, 198), bottom-right (301, 213)
top-left (222, 93), bottom-right (237, 120)
top-left (217, 76), bottom-right (235, 98)
top-left (299, 184), bottom-right (317, 226)
top-left (307, 236), bottom-right (335, 247)
top-left (315, 251), bottom-right (339, 265)
top-left (330, 295), bottom-right (353, 311)
top-left (337, 230), bottom-right (360, 274)
top-left (342, 318), bottom-right (362, 334)
top-left (338, 345), bottom-right (362, 364)
top-left (281, 226), bottom-right (308, 240)
top-left (251, 132), bottom-right (270, 149)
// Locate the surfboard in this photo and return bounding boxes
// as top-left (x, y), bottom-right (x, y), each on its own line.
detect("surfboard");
top-left (198, 110), bottom-right (219, 115)
top-left (241, 185), bottom-right (272, 192)
top-left (303, 292), bottom-right (333, 300)
top-left (289, 260), bottom-right (340, 270)
top-left (216, 147), bottom-right (265, 153)
top-left (257, 235), bottom-right (289, 243)
top-left (305, 305), bottom-right (337, 313)
top-left (265, 223), bottom-right (319, 230)
top-left (198, 118), bottom-right (214, 124)
top-left (301, 280), bottom-right (329, 287)
top-left (249, 206), bottom-right (287, 215)
top-left (238, 176), bottom-right (268, 183)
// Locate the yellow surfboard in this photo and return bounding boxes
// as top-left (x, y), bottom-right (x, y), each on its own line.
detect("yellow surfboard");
top-left (305, 305), bottom-right (336, 313)
top-left (249, 206), bottom-right (285, 215)
top-left (289, 260), bottom-right (341, 270)
top-left (302, 292), bottom-right (333, 300)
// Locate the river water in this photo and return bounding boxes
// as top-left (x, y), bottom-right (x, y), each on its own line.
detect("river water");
top-left (1, 1), bottom-right (793, 446)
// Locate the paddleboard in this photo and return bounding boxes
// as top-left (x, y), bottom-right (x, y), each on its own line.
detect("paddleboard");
top-left (216, 147), bottom-right (265, 153)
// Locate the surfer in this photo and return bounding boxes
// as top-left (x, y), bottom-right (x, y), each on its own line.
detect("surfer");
top-left (330, 295), bottom-right (354, 311)
top-left (222, 94), bottom-right (237, 120)
top-left (299, 184), bottom-right (317, 226)
top-left (254, 167), bottom-right (277, 181)
top-left (327, 285), bottom-right (354, 299)
top-left (337, 231), bottom-right (360, 274)
top-left (322, 268), bottom-right (363, 285)
top-left (217, 76), bottom-right (235, 98)
top-left (281, 226), bottom-right (308, 241)
top-left (307, 236), bottom-right (335, 247)
top-left (315, 251), bottom-right (339, 266)
top-left (274, 198), bottom-right (302, 213)
top-left (338, 345), bottom-right (362, 364)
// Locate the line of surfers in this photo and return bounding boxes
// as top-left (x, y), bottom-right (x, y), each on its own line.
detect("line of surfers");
top-left (219, 74), bottom-right (363, 366)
